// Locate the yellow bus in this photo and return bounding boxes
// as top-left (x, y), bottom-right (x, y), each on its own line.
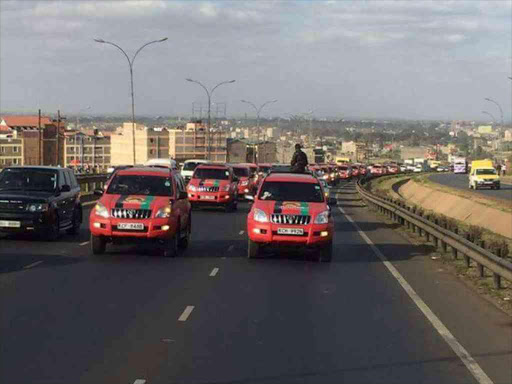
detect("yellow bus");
top-left (336, 157), bottom-right (350, 164)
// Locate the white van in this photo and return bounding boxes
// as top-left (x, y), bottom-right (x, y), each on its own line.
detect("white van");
top-left (144, 158), bottom-right (178, 170)
top-left (181, 159), bottom-right (208, 183)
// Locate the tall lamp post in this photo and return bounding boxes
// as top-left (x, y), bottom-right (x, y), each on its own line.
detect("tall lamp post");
top-left (186, 78), bottom-right (236, 160)
top-left (484, 97), bottom-right (504, 127)
top-left (94, 37), bottom-right (168, 165)
top-left (482, 111), bottom-right (496, 125)
top-left (240, 99), bottom-right (278, 141)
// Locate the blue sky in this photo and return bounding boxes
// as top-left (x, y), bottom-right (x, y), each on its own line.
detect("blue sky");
top-left (0, 0), bottom-right (510, 122)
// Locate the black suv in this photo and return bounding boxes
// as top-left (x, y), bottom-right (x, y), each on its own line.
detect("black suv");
top-left (0, 167), bottom-right (82, 239)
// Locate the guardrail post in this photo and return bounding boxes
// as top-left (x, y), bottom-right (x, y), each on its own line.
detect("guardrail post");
top-left (441, 240), bottom-right (447, 253)
top-left (433, 236), bottom-right (438, 248)
top-left (452, 247), bottom-right (457, 259)
top-left (493, 273), bottom-right (502, 289)
top-left (426, 232), bottom-right (430, 242)
top-left (418, 227), bottom-right (423, 236)
top-left (412, 224), bottom-right (416, 233)
top-left (406, 220), bottom-right (410, 229)
top-left (464, 254), bottom-right (471, 267)
top-left (477, 263), bottom-right (484, 278)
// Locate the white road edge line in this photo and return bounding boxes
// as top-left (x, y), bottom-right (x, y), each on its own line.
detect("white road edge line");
top-left (239, 230), bottom-right (244, 235)
top-left (178, 306), bottom-right (195, 322)
top-left (79, 241), bottom-right (89, 246)
top-left (210, 267), bottom-right (219, 277)
top-left (133, 380), bottom-right (146, 384)
top-left (338, 205), bottom-right (494, 384)
top-left (23, 260), bottom-right (44, 269)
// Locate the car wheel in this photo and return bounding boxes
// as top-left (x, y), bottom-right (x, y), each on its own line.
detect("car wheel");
top-left (67, 206), bottom-right (82, 235)
top-left (319, 240), bottom-right (333, 262)
top-left (91, 234), bottom-right (106, 255)
top-left (179, 217), bottom-right (191, 250)
top-left (164, 228), bottom-right (179, 257)
top-left (248, 239), bottom-right (260, 259)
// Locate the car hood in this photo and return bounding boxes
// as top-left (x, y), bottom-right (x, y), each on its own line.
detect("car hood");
top-left (189, 179), bottom-right (231, 188)
top-left (99, 194), bottom-right (170, 211)
top-left (0, 191), bottom-right (54, 204)
top-left (474, 174), bottom-right (499, 180)
top-left (254, 200), bottom-right (328, 217)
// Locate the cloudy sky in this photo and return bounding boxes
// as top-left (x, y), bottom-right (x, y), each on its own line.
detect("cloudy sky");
top-left (0, 0), bottom-right (511, 121)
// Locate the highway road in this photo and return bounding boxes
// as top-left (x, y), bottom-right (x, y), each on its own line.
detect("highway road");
top-left (1, 181), bottom-right (511, 384)
top-left (430, 173), bottom-right (512, 201)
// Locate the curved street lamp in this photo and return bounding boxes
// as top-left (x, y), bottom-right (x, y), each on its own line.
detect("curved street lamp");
top-left (482, 110), bottom-right (496, 124)
top-left (186, 78), bottom-right (236, 160)
top-left (240, 99), bottom-right (278, 141)
top-left (94, 37), bottom-right (168, 164)
top-left (484, 97), bottom-right (504, 127)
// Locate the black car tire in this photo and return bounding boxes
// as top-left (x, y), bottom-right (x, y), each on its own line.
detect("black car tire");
top-left (319, 240), bottom-right (333, 262)
top-left (67, 206), bottom-right (82, 235)
top-left (248, 239), bottom-right (260, 259)
top-left (164, 228), bottom-right (179, 257)
top-left (91, 234), bottom-right (106, 255)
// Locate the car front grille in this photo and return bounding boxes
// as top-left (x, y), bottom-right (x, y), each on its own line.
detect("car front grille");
top-left (0, 202), bottom-right (26, 212)
top-left (270, 214), bottom-right (311, 225)
top-left (110, 208), bottom-right (152, 219)
top-left (198, 186), bottom-right (219, 192)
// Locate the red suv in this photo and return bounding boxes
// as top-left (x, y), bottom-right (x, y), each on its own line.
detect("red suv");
top-left (246, 172), bottom-right (336, 262)
top-left (89, 167), bottom-right (191, 257)
top-left (187, 164), bottom-right (239, 212)
top-left (230, 164), bottom-right (254, 200)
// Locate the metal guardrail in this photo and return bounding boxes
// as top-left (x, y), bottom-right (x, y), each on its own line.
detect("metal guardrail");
top-left (77, 174), bottom-right (108, 202)
top-left (356, 178), bottom-right (512, 289)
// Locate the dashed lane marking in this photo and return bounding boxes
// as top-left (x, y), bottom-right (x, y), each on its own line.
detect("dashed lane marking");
top-left (227, 245), bottom-right (234, 252)
top-left (178, 306), bottom-right (195, 322)
top-left (239, 230), bottom-right (245, 235)
top-left (133, 380), bottom-right (146, 384)
top-left (80, 241), bottom-right (89, 246)
top-left (210, 267), bottom-right (219, 277)
top-left (23, 260), bottom-right (44, 269)
top-left (337, 205), bottom-right (494, 384)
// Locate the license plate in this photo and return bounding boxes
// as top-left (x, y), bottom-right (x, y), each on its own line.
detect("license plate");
top-left (0, 220), bottom-right (21, 228)
top-left (277, 228), bottom-right (304, 235)
top-left (200, 195), bottom-right (215, 200)
top-left (118, 223), bottom-right (144, 230)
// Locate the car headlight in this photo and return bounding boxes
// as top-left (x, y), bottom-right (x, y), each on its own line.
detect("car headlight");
top-left (241, 180), bottom-right (249, 186)
top-left (155, 205), bottom-right (172, 218)
top-left (94, 202), bottom-right (109, 218)
top-left (314, 210), bottom-right (330, 224)
top-left (188, 185), bottom-right (197, 192)
top-left (323, 175), bottom-right (329, 179)
top-left (222, 184), bottom-right (231, 192)
top-left (26, 203), bottom-right (49, 212)
top-left (253, 208), bottom-right (268, 223)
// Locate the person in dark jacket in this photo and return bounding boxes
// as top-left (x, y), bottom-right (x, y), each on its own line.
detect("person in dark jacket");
top-left (290, 143), bottom-right (308, 173)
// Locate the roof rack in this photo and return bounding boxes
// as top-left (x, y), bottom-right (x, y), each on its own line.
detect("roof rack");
top-left (268, 168), bottom-right (315, 176)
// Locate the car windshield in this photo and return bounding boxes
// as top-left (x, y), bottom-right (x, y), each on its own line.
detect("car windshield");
top-left (193, 168), bottom-right (229, 180)
top-left (183, 162), bottom-right (203, 171)
top-left (258, 166), bottom-right (271, 174)
top-left (106, 175), bottom-right (173, 196)
top-left (259, 181), bottom-right (324, 202)
top-left (476, 169), bottom-right (496, 175)
top-left (0, 168), bottom-right (58, 192)
top-left (232, 167), bottom-right (249, 177)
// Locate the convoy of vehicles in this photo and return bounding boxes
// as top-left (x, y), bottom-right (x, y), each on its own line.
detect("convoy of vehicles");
top-left (468, 160), bottom-right (500, 190)
top-left (180, 159), bottom-right (208, 184)
top-left (0, 166), bottom-right (83, 239)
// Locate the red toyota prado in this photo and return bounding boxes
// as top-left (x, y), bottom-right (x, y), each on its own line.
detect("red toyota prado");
top-left (89, 167), bottom-right (191, 257)
top-left (230, 164), bottom-right (254, 200)
top-left (246, 172), bottom-right (337, 262)
top-left (186, 164), bottom-right (239, 212)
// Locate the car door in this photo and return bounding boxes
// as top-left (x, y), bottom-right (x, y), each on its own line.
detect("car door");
top-left (174, 174), bottom-right (189, 230)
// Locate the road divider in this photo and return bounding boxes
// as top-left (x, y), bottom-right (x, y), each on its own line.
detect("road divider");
top-left (23, 260), bottom-right (43, 269)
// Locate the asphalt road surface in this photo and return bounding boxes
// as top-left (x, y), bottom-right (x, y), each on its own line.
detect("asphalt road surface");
top-left (430, 173), bottom-right (512, 201)
top-left (1, 182), bottom-right (511, 384)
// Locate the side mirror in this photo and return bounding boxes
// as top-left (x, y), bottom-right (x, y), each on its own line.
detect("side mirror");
top-left (93, 188), bottom-right (104, 196)
top-left (60, 184), bottom-right (71, 193)
top-left (179, 190), bottom-right (188, 200)
top-left (245, 195), bottom-right (254, 201)
top-left (328, 197), bottom-right (337, 206)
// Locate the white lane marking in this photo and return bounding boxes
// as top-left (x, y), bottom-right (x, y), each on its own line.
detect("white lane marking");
top-left (82, 200), bottom-right (98, 207)
top-left (79, 241), bottom-right (89, 246)
top-left (133, 380), bottom-right (146, 384)
top-left (210, 267), bottom-right (219, 277)
top-left (227, 245), bottom-right (234, 252)
top-left (337, 205), bottom-right (493, 384)
top-left (239, 230), bottom-right (244, 235)
top-left (178, 306), bottom-right (195, 322)
top-left (23, 260), bottom-right (44, 269)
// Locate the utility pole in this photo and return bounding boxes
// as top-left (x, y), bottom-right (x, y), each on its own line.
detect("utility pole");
top-left (38, 109), bottom-right (42, 165)
top-left (56, 110), bottom-right (61, 166)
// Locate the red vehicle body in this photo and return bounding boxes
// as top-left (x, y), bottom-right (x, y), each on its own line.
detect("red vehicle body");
top-left (351, 165), bottom-right (360, 177)
top-left (359, 165), bottom-right (367, 175)
top-left (230, 164), bottom-right (254, 199)
top-left (370, 164), bottom-right (384, 175)
top-left (247, 172), bottom-right (335, 262)
top-left (387, 165), bottom-right (399, 174)
top-left (338, 165), bottom-right (352, 180)
top-left (187, 164), bottom-right (238, 211)
top-left (89, 167), bottom-right (191, 257)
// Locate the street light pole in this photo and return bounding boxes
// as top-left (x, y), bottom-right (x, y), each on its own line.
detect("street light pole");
top-left (482, 111), bottom-right (496, 124)
top-left (94, 37), bottom-right (168, 165)
top-left (240, 99), bottom-right (277, 141)
top-left (484, 97), bottom-right (504, 127)
top-left (186, 79), bottom-right (236, 160)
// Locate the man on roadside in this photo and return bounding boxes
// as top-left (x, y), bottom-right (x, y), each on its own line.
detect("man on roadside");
top-left (290, 143), bottom-right (308, 173)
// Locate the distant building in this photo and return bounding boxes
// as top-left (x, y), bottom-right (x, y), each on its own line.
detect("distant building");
top-left (504, 129), bottom-right (512, 142)
top-left (64, 131), bottom-right (111, 171)
top-left (400, 146), bottom-right (428, 160)
top-left (0, 130), bottom-right (23, 167)
top-left (111, 122), bottom-right (169, 166)
top-left (477, 125), bottom-right (493, 134)
top-left (227, 139), bottom-right (277, 163)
